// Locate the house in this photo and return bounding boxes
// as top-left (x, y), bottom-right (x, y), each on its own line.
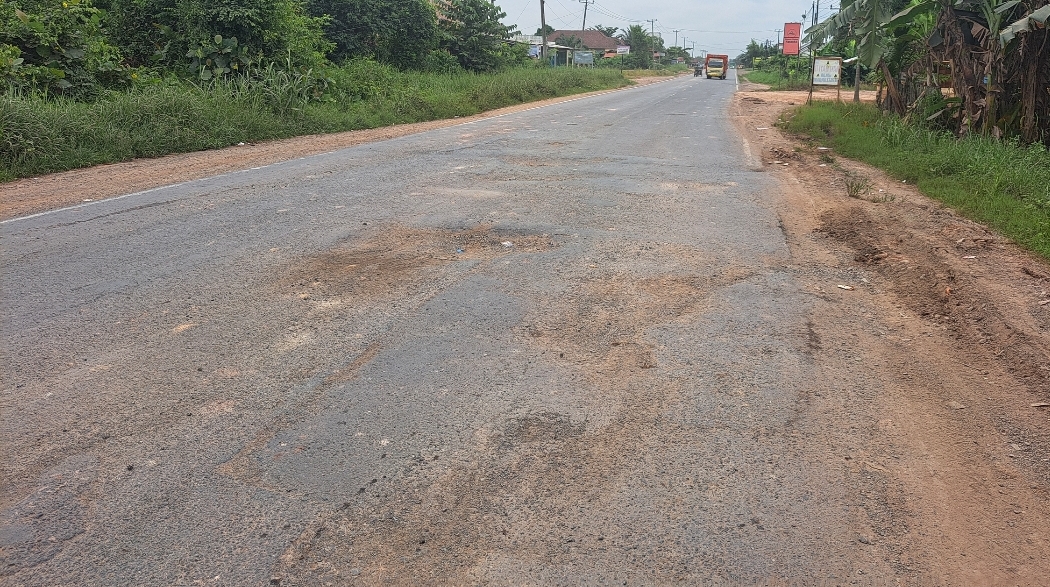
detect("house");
top-left (546, 30), bottom-right (621, 52)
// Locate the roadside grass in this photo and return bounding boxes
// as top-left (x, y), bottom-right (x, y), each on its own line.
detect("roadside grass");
top-left (743, 70), bottom-right (811, 91)
top-left (786, 101), bottom-right (1050, 259)
top-left (0, 63), bottom-right (630, 181)
top-left (621, 69), bottom-right (678, 78)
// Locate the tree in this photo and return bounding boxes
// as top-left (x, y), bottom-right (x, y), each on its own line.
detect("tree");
top-left (737, 39), bottom-right (779, 68)
top-left (107, 0), bottom-right (331, 70)
top-left (664, 46), bottom-right (690, 63)
top-left (999, 3), bottom-right (1050, 142)
top-left (307, 0), bottom-right (438, 68)
top-left (806, 0), bottom-right (901, 108)
top-left (535, 24), bottom-right (554, 37)
top-left (1, 0), bottom-right (126, 96)
top-left (806, 0), bottom-right (1049, 143)
top-left (591, 24), bottom-right (618, 37)
top-left (554, 34), bottom-right (583, 48)
top-left (441, 0), bottom-right (518, 72)
top-left (617, 24), bottom-right (653, 68)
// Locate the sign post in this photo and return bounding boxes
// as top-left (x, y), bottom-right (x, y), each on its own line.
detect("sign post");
top-left (783, 22), bottom-right (802, 89)
top-left (809, 57), bottom-right (843, 103)
top-left (616, 45), bottom-right (629, 72)
top-left (783, 22), bottom-right (801, 56)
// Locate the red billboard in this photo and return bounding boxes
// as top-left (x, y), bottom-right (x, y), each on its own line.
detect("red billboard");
top-left (783, 22), bottom-right (802, 55)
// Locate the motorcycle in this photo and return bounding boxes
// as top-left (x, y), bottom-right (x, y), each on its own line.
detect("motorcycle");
top-left (694, 67), bottom-right (702, 77)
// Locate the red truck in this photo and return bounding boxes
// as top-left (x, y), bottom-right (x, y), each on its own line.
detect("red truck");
top-left (705, 54), bottom-right (729, 79)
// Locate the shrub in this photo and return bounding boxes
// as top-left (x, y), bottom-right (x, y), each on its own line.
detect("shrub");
top-left (0, 0), bottom-right (127, 97)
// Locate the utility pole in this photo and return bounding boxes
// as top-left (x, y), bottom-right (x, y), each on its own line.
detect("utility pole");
top-left (673, 29), bottom-right (681, 50)
top-left (579, 0), bottom-right (594, 31)
top-left (540, 0), bottom-right (547, 63)
top-left (775, 28), bottom-right (782, 51)
top-left (646, 18), bottom-right (657, 68)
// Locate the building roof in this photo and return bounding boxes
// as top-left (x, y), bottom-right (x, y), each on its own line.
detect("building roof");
top-left (546, 30), bottom-right (621, 51)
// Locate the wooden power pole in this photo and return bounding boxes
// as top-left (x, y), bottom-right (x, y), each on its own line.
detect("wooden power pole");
top-left (540, 0), bottom-right (547, 62)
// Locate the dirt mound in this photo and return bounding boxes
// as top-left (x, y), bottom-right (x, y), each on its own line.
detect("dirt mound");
top-left (818, 205), bottom-right (1050, 389)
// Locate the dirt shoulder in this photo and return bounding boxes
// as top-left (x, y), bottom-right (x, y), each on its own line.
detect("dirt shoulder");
top-left (733, 82), bottom-right (1050, 582)
top-left (0, 78), bottom-right (672, 221)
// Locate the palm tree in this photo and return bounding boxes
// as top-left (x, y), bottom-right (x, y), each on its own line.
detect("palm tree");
top-left (618, 24), bottom-right (653, 68)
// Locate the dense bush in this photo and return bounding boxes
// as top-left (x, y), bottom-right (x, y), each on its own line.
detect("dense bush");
top-left (106, 0), bottom-right (331, 71)
top-left (1, 0), bottom-right (127, 97)
top-left (307, 0), bottom-right (437, 69)
top-left (2, 0), bottom-right (536, 98)
top-left (440, 0), bottom-right (525, 72)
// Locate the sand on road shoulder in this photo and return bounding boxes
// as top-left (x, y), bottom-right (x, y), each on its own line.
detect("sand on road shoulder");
top-left (732, 85), bottom-right (1050, 584)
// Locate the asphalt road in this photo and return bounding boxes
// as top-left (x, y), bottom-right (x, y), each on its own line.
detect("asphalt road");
top-left (2, 71), bottom-right (896, 585)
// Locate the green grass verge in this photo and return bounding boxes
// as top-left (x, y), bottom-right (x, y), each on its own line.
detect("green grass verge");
top-left (743, 70), bottom-right (811, 91)
top-left (1, 63), bottom-right (630, 181)
top-left (786, 101), bottom-right (1050, 259)
top-left (621, 69), bottom-right (678, 78)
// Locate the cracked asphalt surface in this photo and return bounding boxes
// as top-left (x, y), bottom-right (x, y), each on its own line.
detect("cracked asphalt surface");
top-left (4, 72), bottom-right (1048, 586)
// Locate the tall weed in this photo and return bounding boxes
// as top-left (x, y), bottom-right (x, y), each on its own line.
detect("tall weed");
top-left (1, 64), bottom-right (630, 181)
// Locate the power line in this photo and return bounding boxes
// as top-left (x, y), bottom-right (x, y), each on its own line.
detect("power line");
top-left (552, 0), bottom-right (582, 20)
top-left (579, 0), bottom-right (594, 30)
top-left (590, 2), bottom-right (638, 23)
top-left (514, 1), bottom-right (533, 24)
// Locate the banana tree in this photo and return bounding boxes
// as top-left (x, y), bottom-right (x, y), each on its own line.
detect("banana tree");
top-left (999, 3), bottom-right (1050, 142)
top-left (1000, 3), bottom-right (1050, 42)
top-left (805, 0), bottom-right (912, 110)
top-left (953, 0), bottom-right (1013, 134)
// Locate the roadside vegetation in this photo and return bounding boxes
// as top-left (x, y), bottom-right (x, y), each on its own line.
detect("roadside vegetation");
top-left (619, 67), bottom-right (683, 78)
top-left (740, 1), bottom-right (1049, 258)
top-left (787, 101), bottom-right (1050, 259)
top-left (1, 64), bottom-right (628, 181)
top-left (741, 1), bottom-right (1048, 144)
top-left (1, 0), bottom-right (636, 181)
top-left (743, 68), bottom-right (812, 91)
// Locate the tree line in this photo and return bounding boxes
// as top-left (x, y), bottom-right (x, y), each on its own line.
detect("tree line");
top-left (0, 0), bottom-right (527, 98)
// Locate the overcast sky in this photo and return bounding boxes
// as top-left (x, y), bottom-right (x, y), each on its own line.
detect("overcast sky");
top-left (495, 0), bottom-right (839, 57)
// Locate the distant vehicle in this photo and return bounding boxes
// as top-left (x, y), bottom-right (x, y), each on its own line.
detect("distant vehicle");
top-left (705, 54), bottom-right (729, 79)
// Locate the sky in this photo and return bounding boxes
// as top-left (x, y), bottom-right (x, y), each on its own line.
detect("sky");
top-left (494, 0), bottom-right (840, 57)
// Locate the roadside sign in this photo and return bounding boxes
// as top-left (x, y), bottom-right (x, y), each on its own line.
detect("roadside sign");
top-left (783, 22), bottom-right (802, 56)
top-left (575, 51), bottom-right (594, 65)
top-left (812, 58), bottom-right (842, 86)
top-left (808, 56), bottom-right (843, 104)
top-left (616, 45), bottom-right (630, 54)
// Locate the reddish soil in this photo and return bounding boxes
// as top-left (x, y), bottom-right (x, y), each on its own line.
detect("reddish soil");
top-left (733, 82), bottom-right (1050, 584)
